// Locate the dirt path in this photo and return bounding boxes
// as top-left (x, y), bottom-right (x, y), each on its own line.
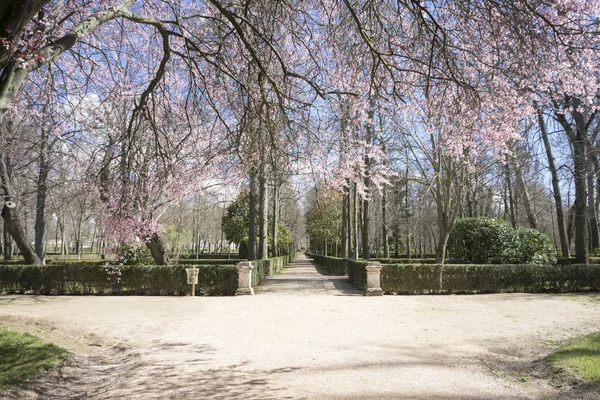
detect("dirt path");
top-left (1, 255), bottom-right (600, 399)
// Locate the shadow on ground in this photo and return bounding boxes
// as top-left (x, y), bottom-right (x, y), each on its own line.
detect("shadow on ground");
top-left (2, 341), bottom-right (299, 400)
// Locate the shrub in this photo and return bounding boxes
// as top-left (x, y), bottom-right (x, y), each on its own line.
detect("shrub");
top-left (175, 259), bottom-right (243, 265)
top-left (0, 263), bottom-right (238, 296)
top-left (347, 260), bottom-right (368, 289)
top-left (380, 263), bottom-right (600, 294)
top-left (118, 244), bottom-right (154, 265)
top-left (250, 255), bottom-right (293, 287)
top-left (514, 228), bottom-right (556, 264)
top-left (447, 217), bottom-right (517, 263)
top-left (448, 217), bottom-right (554, 264)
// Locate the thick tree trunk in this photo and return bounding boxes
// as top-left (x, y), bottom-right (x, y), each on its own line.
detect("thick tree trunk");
top-left (346, 183), bottom-right (352, 258)
top-left (271, 183), bottom-right (279, 257)
top-left (556, 100), bottom-right (588, 263)
top-left (0, 153), bottom-right (41, 264)
top-left (586, 141), bottom-right (600, 250)
top-left (362, 196), bottom-right (369, 260)
top-left (34, 124), bottom-right (50, 263)
top-left (352, 182), bottom-right (359, 260)
top-left (145, 232), bottom-right (169, 265)
top-left (435, 227), bottom-right (449, 265)
top-left (382, 186), bottom-right (389, 258)
top-left (538, 107), bottom-right (570, 257)
top-left (248, 171), bottom-right (258, 261)
top-left (513, 159), bottom-right (538, 229)
top-left (341, 186), bottom-right (349, 258)
top-left (587, 157), bottom-right (599, 250)
top-left (258, 173), bottom-right (268, 260)
top-left (504, 164), bottom-right (517, 228)
top-left (3, 219), bottom-right (11, 260)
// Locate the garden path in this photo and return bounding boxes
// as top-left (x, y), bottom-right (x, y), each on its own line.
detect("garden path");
top-left (255, 254), bottom-right (360, 295)
top-left (1, 256), bottom-right (600, 399)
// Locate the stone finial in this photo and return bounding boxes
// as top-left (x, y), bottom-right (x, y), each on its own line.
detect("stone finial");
top-left (364, 261), bottom-right (383, 296)
top-left (236, 261), bottom-right (254, 295)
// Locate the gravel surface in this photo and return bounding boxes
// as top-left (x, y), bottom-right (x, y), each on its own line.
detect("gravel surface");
top-left (1, 254), bottom-right (600, 399)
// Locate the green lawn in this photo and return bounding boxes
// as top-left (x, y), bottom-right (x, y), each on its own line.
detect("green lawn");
top-left (0, 327), bottom-right (68, 390)
top-left (552, 332), bottom-right (600, 385)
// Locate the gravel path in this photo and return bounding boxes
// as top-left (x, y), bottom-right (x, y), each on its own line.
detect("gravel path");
top-left (1, 255), bottom-right (600, 399)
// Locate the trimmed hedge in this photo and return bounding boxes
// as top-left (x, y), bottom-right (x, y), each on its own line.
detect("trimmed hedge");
top-left (182, 254), bottom-right (239, 259)
top-left (175, 259), bottom-right (243, 266)
top-left (309, 254), bottom-right (600, 294)
top-left (251, 254), bottom-right (295, 287)
top-left (0, 263), bottom-right (238, 296)
top-left (347, 260), bottom-right (368, 289)
top-left (375, 258), bottom-right (437, 264)
top-left (381, 263), bottom-right (600, 294)
top-left (310, 255), bottom-right (348, 275)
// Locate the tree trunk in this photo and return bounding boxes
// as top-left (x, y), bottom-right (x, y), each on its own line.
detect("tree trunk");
top-left (435, 228), bottom-right (450, 265)
top-left (587, 141), bottom-right (600, 250)
top-left (382, 186), bottom-right (389, 258)
top-left (145, 232), bottom-right (169, 265)
top-left (341, 186), bottom-right (348, 259)
top-left (271, 183), bottom-right (279, 257)
top-left (504, 164), bottom-right (517, 228)
top-left (538, 107), bottom-right (569, 257)
top-left (3, 219), bottom-right (11, 260)
top-left (0, 153), bottom-right (41, 264)
top-left (353, 182), bottom-right (359, 260)
top-left (362, 196), bottom-right (369, 260)
top-left (34, 123), bottom-right (50, 263)
top-left (258, 173), bottom-right (268, 260)
top-left (345, 183), bottom-right (352, 258)
top-left (248, 171), bottom-right (258, 261)
top-left (556, 100), bottom-right (588, 263)
top-left (512, 157), bottom-right (538, 229)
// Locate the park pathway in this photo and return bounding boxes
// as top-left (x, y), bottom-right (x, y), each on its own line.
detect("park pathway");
top-left (255, 254), bottom-right (361, 295)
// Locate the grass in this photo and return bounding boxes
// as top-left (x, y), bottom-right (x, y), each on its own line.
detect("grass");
top-left (552, 332), bottom-right (600, 385)
top-left (0, 327), bottom-right (68, 390)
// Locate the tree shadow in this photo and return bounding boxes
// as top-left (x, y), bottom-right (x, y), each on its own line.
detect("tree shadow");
top-left (2, 340), bottom-right (301, 400)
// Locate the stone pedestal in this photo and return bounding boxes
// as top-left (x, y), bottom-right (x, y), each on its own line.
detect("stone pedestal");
top-left (236, 261), bottom-right (254, 295)
top-left (365, 262), bottom-right (383, 296)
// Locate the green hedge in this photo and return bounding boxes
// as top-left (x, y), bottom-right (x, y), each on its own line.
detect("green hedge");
top-left (381, 263), bottom-right (600, 294)
top-left (0, 263), bottom-right (238, 296)
top-left (250, 254), bottom-right (295, 287)
top-left (309, 255), bottom-right (347, 275)
top-left (181, 254), bottom-right (239, 260)
top-left (174, 259), bottom-right (243, 266)
top-left (375, 258), bottom-right (437, 264)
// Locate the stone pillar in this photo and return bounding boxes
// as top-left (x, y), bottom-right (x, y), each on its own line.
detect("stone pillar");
top-left (236, 261), bottom-right (254, 295)
top-left (365, 261), bottom-right (383, 296)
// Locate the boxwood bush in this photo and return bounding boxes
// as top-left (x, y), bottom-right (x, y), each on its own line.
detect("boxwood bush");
top-left (0, 263), bottom-right (238, 296)
top-left (448, 217), bottom-right (554, 264)
top-left (381, 263), bottom-right (600, 294)
top-left (250, 254), bottom-right (295, 287)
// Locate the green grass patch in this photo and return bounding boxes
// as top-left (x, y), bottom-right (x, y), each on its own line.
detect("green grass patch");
top-left (0, 327), bottom-right (68, 390)
top-left (552, 332), bottom-right (600, 385)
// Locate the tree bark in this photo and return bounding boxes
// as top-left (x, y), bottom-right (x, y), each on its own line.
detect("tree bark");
top-left (382, 185), bottom-right (389, 258)
top-left (34, 121), bottom-right (50, 263)
top-left (248, 171), bottom-right (258, 261)
top-left (504, 164), bottom-right (517, 228)
top-left (145, 232), bottom-right (169, 265)
top-left (3, 219), bottom-right (11, 260)
top-left (258, 173), bottom-right (268, 259)
top-left (271, 183), bottom-right (279, 257)
top-left (512, 156), bottom-right (538, 229)
top-left (538, 107), bottom-right (569, 257)
top-left (341, 185), bottom-right (349, 258)
top-left (0, 153), bottom-right (41, 264)
top-left (352, 182), bottom-right (359, 260)
top-left (555, 98), bottom-right (588, 263)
